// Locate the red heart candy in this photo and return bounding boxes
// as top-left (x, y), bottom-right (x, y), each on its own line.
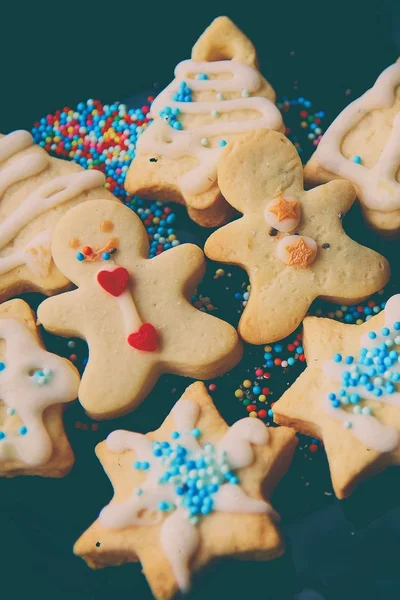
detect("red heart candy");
top-left (97, 267), bottom-right (129, 297)
top-left (128, 323), bottom-right (158, 352)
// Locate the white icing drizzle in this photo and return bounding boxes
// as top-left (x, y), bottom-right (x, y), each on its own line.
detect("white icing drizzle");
top-left (95, 265), bottom-right (143, 337)
top-left (0, 130), bottom-right (105, 277)
top-left (313, 62), bottom-right (400, 211)
top-left (276, 235), bottom-right (318, 266)
top-left (99, 397), bottom-right (275, 591)
top-left (138, 59), bottom-right (282, 196)
top-left (0, 318), bottom-right (79, 466)
top-left (322, 294), bottom-right (400, 451)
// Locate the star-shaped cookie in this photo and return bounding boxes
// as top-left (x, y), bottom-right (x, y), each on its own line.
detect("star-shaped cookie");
top-left (204, 129), bottom-right (390, 344)
top-left (0, 130), bottom-right (118, 302)
top-left (37, 200), bottom-right (242, 419)
top-left (125, 16), bottom-right (283, 227)
top-left (274, 294), bottom-right (400, 498)
top-left (74, 382), bottom-right (297, 599)
top-left (0, 299), bottom-right (80, 477)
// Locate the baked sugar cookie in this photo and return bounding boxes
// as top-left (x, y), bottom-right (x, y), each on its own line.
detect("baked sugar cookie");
top-left (126, 16), bottom-right (283, 227)
top-left (0, 130), bottom-right (118, 301)
top-left (204, 129), bottom-right (390, 344)
top-left (305, 60), bottom-right (400, 236)
top-left (74, 382), bottom-right (297, 599)
top-left (0, 299), bottom-right (79, 477)
top-left (274, 294), bottom-right (400, 498)
top-left (37, 201), bottom-right (242, 419)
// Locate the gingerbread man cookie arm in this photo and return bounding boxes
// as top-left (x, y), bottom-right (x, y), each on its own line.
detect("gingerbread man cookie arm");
top-left (204, 218), bottom-right (252, 265)
top-left (37, 289), bottom-right (87, 339)
top-left (149, 243), bottom-right (243, 377)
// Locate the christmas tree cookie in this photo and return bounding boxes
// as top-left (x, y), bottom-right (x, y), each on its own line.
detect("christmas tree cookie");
top-left (126, 16), bottom-right (283, 227)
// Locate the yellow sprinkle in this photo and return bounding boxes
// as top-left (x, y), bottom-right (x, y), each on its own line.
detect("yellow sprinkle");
top-left (92, 109), bottom-right (98, 116)
top-left (356, 319), bottom-right (363, 325)
top-left (105, 183), bottom-right (110, 188)
top-left (68, 110), bottom-right (74, 116)
top-left (300, 121), bottom-right (307, 128)
top-left (264, 345), bottom-right (272, 352)
top-left (243, 379), bottom-right (252, 389)
top-left (335, 310), bottom-right (343, 318)
top-left (54, 136), bottom-right (60, 143)
top-left (168, 235), bottom-right (176, 241)
top-left (45, 137), bottom-right (52, 143)
top-left (67, 126), bottom-right (73, 133)
top-left (69, 151), bottom-right (75, 158)
top-left (153, 217), bottom-right (160, 224)
top-left (258, 394), bottom-right (266, 403)
top-left (249, 411), bottom-right (257, 418)
top-left (216, 268), bottom-right (225, 277)
top-left (247, 285), bottom-right (251, 292)
top-left (235, 389), bottom-right (244, 398)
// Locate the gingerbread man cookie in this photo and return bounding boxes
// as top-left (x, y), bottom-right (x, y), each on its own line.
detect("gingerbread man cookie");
top-left (0, 130), bottom-right (118, 301)
top-left (274, 295), bottom-right (400, 498)
top-left (37, 200), bottom-right (242, 419)
top-left (204, 129), bottom-right (390, 344)
top-left (305, 60), bottom-right (400, 236)
top-left (0, 299), bottom-right (79, 477)
top-left (74, 382), bottom-right (297, 599)
top-left (125, 16), bottom-right (283, 227)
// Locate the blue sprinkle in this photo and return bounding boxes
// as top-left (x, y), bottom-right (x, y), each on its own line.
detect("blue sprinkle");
top-left (328, 393), bottom-right (336, 401)
top-left (0, 431), bottom-right (6, 440)
top-left (368, 331), bottom-right (377, 339)
top-left (0, 362), bottom-right (5, 372)
top-left (219, 140), bottom-right (227, 147)
top-left (352, 155), bottom-right (362, 164)
top-left (333, 353), bottom-right (342, 363)
top-left (171, 431), bottom-right (180, 440)
top-left (381, 327), bottom-right (390, 336)
top-left (102, 252), bottom-right (111, 261)
top-left (345, 356), bottom-right (354, 364)
top-left (191, 428), bottom-right (201, 438)
top-left (394, 321), bottom-right (400, 330)
top-left (19, 426), bottom-right (28, 436)
top-left (76, 252), bottom-right (85, 262)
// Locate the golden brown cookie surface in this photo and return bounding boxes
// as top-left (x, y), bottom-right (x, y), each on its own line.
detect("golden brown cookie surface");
top-left (0, 299), bottom-right (79, 477)
top-left (274, 295), bottom-right (400, 498)
top-left (126, 16), bottom-right (283, 227)
top-left (204, 129), bottom-right (390, 344)
top-left (74, 382), bottom-right (297, 600)
top-left (38, 201), bottom-right (242, 419)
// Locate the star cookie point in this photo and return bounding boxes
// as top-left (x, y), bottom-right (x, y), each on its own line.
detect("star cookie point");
top-left (74, 382), bottom-right (297, 599)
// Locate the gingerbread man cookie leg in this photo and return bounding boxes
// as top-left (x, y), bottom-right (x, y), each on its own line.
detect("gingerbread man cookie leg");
top-left (305, 60), bottom-right (400, 237)
top-left (0, 299), bottom-right (79, 477)
top-left (274, 295), bottom-right (400, 498)
top-left (0, 130), bottom-right (119, 301)
top-left (125, 16), bottom-right (283, 227)
top-left (74, 382), bottom-right (297, 600)
top-left (205, 129), bottom-right (390, 344)
top-left (38, 201), bottom-right (242, 419)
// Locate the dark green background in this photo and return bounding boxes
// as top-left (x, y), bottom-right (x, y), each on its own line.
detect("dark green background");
top-left (1, 2), bottom-right (400, 599)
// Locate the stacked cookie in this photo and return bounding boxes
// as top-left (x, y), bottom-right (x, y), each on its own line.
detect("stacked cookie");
top-left (2, 15), bottom-right (400, 600)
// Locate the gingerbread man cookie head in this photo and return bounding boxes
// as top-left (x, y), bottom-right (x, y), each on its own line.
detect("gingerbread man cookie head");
top-left (38, 201), bottom-right (242, 419)
top-left (125, 17), bottom-right (283, 227)
top-left (217, 128), bottom-right (304, 217)
top-left (205, 129), bottom-right (390, 344)
top-left (50, 199), bottom-right (149, 287)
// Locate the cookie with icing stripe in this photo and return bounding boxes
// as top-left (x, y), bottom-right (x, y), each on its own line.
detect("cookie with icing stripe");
top-left (74, 381), bottom-right (297, 599)
top-left (305, 60), bottom-right (400, 236)
top-left (274, 295), bottom-right (400, 498)
top-left (37, 200), bottom-right (242, 419)
top-left (0, 299), bottom-right (79, 477)
top-left (125, 16), bottom-right (283, 227)
top-left (0, 130), bottom-right (118, 301)
top-left (204, 129), bottom-right (390, 344)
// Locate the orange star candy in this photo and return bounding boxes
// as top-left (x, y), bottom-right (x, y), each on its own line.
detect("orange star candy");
top-left (287, 237), bottom-right (316, 267)
top-left (268, 196), bottom-right (299, 222)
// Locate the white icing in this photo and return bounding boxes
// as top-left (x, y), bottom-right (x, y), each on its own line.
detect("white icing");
top-left (276, 235), bottom-right (317, 266)
top-left (99, 397), bottom-right (275, 591)
top-left (264, 197), bottom-right (301, 233)
top-left (322, 294), bottom-right (400, 452)
top-left (313, 62), bottom-right (400, 211)
top-left (0, 131), bottom-right (105, 277)
top-left (95, 265), bottom-right (142, 337)
top-left (138, 59), bottom-right (282, 196)
top-left (0, 318), bottom-right (79, 466)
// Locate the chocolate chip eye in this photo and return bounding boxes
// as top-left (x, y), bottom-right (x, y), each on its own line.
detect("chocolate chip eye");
top-left (338, 211), bottom-right (344, 220)
top-left (109, 248), bottom-right (118, 255)
top-left (322, 243), bottom-right (331, 249)
top-left (269, 227), bottom-right (278, 236)
top-left (149, 157), bottom-right (158, 163)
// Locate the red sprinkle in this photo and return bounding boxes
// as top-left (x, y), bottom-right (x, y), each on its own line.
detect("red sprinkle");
top-left (309, 444), bottom-right (318, 453)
